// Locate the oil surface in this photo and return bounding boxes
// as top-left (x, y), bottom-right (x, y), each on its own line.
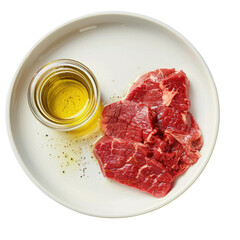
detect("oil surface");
top-left (37, 65), bottom-right (100, 133)
top-left (46, 79), bottom-right (89, 119)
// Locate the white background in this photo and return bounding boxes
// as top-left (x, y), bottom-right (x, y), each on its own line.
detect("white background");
top-left (1, 0), bottom-right (239, 239)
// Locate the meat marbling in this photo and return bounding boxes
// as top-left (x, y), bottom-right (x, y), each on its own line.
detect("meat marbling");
top-left (94, 68), bottom-right (203, 197)
top-left (94, 136), bottom-right (174, 198)
top-left (101, 100), bottom-right (156, 142)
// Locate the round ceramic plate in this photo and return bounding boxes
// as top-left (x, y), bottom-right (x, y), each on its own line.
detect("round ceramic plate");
top-left (7, 12), bottom-right (219, 218)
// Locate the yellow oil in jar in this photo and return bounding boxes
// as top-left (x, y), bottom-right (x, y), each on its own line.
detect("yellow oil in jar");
top-left (28, 59), bottom-right (101, 133)
top-left (39, 68), bottom-right (100, 133)
top-left (46, 79), bottom-right (89, 120)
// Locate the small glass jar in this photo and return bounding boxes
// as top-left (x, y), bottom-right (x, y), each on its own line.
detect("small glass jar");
top-left (28, 59), bottom-right (100, 132)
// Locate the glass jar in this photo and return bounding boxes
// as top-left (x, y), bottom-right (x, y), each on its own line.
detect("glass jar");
top-left (28, 59), bottom-right (100, 132)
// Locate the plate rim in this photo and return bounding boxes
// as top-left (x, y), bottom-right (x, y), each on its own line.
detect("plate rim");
top-left (6, 11), bottom-right (220, 218)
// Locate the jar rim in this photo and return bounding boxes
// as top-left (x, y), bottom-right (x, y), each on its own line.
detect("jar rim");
top-left (28, 59), bottom-right (100, 131)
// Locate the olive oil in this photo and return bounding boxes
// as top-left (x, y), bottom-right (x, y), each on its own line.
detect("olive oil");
top-left (45, 79), bottom-right (89, 119)
top-left (28, 59), bottom-right (100, 132)
top-left (40, 70), bottom-right (96, 125)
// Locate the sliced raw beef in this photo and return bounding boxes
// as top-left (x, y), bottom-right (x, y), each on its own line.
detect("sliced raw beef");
top-left (159, 70), bottom-right (190, 113)
top-left (126, 69), bottom-right (190, 112)
top-left (164, 113), bottom-right (202, 164)
top-left (126, 68), bottom-right (175, 109)
top-left (146, 135), bottom-right (180, 170)
top-left (101, 100), bottom-right (156, 142)
top-left (166, 112), bottom-right (202, 145)
top-left (94, 68), bottom-right (203, 198)
top-left (156, 106), bottom-right (202, 144)
top-left (157, 107), bottom-right (202, 164)
top-left (161, 136), bottom-right (196, 172)
top-left (156, 106), bottom-right (187, 133)
top-left (147, 134), bottom-right (196, 172)
top-left (172, 161), bottom-right (190, 177)
top-left (94, 136), bottom-right (174, 198)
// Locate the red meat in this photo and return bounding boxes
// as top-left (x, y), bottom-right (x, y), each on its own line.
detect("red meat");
top-left (94, 68), bottom-right (203, 197)
top-left (126, 68), bottom-right (175, 109)
top-left (101, 100), bottom-right (156, 143)
top-left (94, 136), bottom-right (173, 198)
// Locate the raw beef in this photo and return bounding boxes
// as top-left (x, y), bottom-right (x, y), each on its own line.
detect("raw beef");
top-left (126, 69), bottom-right (190, 112)
top-left (94, 136), bottom-right (174, 198)
top-left (157, 107), bottom-right (202, 163)
top-left (94, 68), bottom-right (203, 197)
top-left (125, 68), bottom-right (175, 109)
top-left (159, 70), bottom-right (190, 113)
top-left (101, 100), bottom-right (156, 142)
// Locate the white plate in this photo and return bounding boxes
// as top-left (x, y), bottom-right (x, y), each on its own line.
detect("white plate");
top-left (7, 12), bottom-right (219, 218)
